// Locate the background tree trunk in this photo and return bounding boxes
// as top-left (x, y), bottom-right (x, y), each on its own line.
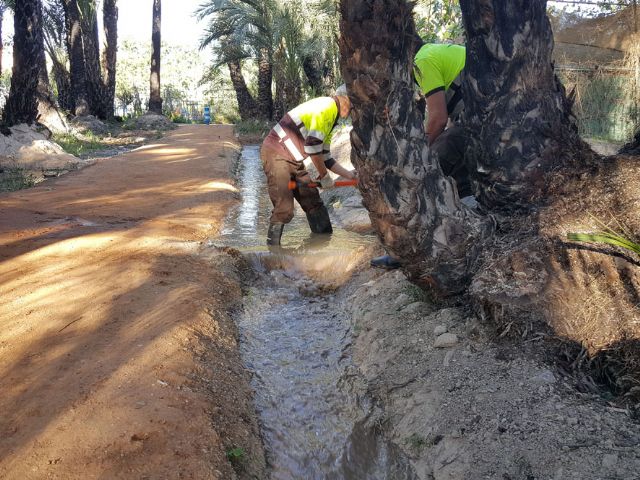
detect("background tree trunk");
top-left (339, 0), bottom-right (489, 295)
top-left (80, 0), bottom-right (104, 118)
top-left (3, 0), bottom-right (44, 126)
top-left (62, 0), bottom-right (90, 116)
top-left (51, 58), bottom-right (72, 111)
top-left (101, 0), bottom-right (118, 118)
top-left (0, 4), bottom-right (5, 77)
top-left (459, 0), bottom-right (592, 210)
top-left (148, 0), bottom-right (162, 114)
top-left (257, 47), bottom-right (273, 120)
top-left (228, 60), bottom-right (258, 121)
top-left (36, 44), bottom-right (70, 133)
top-left (620, 129), bottom-right (640, 155)
top-left (302, 55), bottom-right (324, 94)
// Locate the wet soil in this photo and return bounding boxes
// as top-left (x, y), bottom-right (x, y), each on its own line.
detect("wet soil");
top-left (0, 125), bottom-right (266, 479)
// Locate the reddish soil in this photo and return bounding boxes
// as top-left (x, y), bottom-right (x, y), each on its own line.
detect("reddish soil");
top-left (0, 125), bottom-right (266, 479)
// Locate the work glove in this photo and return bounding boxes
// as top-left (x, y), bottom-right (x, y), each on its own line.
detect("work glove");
top-left (319, 174), bottom-right (335, 189)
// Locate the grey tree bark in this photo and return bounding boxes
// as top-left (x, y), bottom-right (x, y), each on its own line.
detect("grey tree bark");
top-left (148, 0), bottom-right (162, 114)
top-left (459, 0), bottom-right (591, 210)
top-left (3, 0), bottom-right (44, 126)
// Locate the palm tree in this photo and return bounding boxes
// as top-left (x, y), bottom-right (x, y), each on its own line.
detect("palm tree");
top-left (101, 0), bottom-right (118, 118)
top-left (148, 0), bottom-right (162, 114)
top-left (79, 0), bottom-right (104, 117)
top-left (197, 0), bottom-right (269, 119)
top-left (338, 0), bottom-right (591, 294)
top-left (3, 0), bottom-right (44, 126)
top-left (42, 0), bottom-right (72, 110)
top-left (198, 0), bottom-right (341, 120)
top-left (0, 1), bottom-right (7, 77)
top-left (62, 0), bottom-right (90, 116)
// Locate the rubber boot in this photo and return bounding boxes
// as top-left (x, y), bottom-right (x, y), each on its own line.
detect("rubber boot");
top-left (266, 223), bottom-right (284, 246)
top-left (306, 206), bottom-right (333, 234)
top-left (370, 254), bottom-right (401, 269)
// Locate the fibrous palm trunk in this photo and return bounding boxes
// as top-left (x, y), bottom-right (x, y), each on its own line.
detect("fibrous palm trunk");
top-left (148, 0), bottom-right (162, 114)
top-left (62, 0), bottom-right (90, 116)
top-left (3, 0), bottom-right (44, 126)
top-left (459, 0), bottom-right (591, 210)
top-left (81, 1), bottom-right (104, 118)
top-left (101, 0), bottom-right (118, 119)
top-left (339, 0), bottom-right (489, 295)
top-left (0, 4), bottom-right (5, 77)
top-left (257, 47), bottom-right (273, 120)
top-left (228, 60), bottom-right (258, 121)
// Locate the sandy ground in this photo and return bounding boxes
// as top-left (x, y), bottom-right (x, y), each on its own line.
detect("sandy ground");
top-left (0, 125), bottom-right (266, 479)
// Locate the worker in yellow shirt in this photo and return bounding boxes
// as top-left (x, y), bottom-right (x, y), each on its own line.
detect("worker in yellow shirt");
top-left (260, 86), bottom-right (356, 246)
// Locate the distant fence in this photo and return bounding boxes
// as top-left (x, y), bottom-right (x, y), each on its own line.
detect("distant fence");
top-left (114, 88), bottom-right (239, 123)
top-left (556, 64), bottom-right (639, 143)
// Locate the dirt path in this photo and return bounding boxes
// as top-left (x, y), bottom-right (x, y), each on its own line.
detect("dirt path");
top-left (0, 125), bottom-right (266, 479)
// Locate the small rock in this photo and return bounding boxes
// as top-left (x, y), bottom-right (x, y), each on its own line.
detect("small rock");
top-left (402, 301), bottom-right (429, 314)
top-left (434, 325), bottom-right (448, 336)
top-left (530, 369), bottom-right (556, 385)
top-left (435, 333), bottom-right (459, 348)
top-left (443, 349), bottom-right (455, 367)
top-left (602, 453), bottom-right (618, 468)
top-left (394, 293), bottom-right (411, 307)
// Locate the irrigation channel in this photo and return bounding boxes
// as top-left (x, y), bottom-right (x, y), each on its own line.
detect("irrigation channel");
top-left (214, 146), bottom-right (418, 479)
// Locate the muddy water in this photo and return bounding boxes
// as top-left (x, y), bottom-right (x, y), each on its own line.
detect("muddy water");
top-left (216, 146), bottom-right (417, 479)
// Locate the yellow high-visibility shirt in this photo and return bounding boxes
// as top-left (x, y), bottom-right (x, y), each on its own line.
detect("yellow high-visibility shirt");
top-left (414, 43), bottom-right (466, 97)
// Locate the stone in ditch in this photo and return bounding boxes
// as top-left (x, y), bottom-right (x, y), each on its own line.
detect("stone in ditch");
top-left (530, 369), bottom-right (556, 385)
top-left (435, 333), bottom-right (459, 348)
top-left (433, 325), bottom-right (448, 336)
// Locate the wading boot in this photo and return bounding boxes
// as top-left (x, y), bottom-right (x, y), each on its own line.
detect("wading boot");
top-left (370, 254), bottom-right (401, 270)
top-left (266, 223), bottom-right (284, 246)
top-left (306, 206), bottom-right (333, 234)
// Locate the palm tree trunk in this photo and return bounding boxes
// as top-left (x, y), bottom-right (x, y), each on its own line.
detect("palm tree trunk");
top-left (0, 4), bottom-right (5, 77)
top-left (459, 0), bottom-right (592, 211)
top-left (339, 0), bottom-right (489, 295)
top-left (52, 59), bottom-right (72, 111)
top-left (81, 0), bottom-right (104, 118)
top-left (257, 47), bottom-right (273, 120)
top-left (148, 0), bottom-right (162, 114)
top-left (62, 0), bottom-right (90, 116)
top-left (302, 55), bottom-right (324, 94)
top-left (621, 130), bottom-right (640, 155)
top-left (228, 60), bottom-right (258, 121)
top-left (3, 0), bottom-right (44, 126)
top-left (101, 0), bottom-right (118, 118)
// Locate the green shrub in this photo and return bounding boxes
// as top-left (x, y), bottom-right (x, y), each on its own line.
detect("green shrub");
top-left (0, 167), bottom-right (35, 192)
top-left (53, 132), bottom-right (107, 157)
top-left (234, 119), bottom-right (272, 137)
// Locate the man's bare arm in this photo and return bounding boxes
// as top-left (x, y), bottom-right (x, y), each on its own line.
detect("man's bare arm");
top-left (425, 90), bottom-right (448, 145)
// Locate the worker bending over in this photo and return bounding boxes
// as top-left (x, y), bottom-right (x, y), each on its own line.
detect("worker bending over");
top-left (261, 87), bottom-right (356, 246)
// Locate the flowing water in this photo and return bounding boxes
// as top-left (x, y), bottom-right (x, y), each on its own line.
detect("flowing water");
top-left (215, 146), bottom-right (417, 479)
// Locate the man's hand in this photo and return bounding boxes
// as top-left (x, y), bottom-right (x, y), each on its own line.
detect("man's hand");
top-left (319, 174), bottom-right (335, 189)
